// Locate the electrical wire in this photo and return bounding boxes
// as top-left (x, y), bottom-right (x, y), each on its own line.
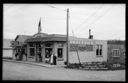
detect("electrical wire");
top-left (73, 5), bottom-right (105, 31)
top-left (75, 5), bottom-right (114, 35)
top-left (47, 4), bottom-right (66, 12)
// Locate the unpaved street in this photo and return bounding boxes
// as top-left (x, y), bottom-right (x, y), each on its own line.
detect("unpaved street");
top-left (2, 61), bottom-right (125, 81)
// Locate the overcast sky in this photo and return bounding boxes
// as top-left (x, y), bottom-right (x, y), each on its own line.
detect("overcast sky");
top-left (3, 4), bottom-right (125, 40)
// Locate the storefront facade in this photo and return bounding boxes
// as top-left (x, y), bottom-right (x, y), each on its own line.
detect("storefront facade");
top-left (25, 40), bottom-right (67, 65)
top-left (11, 32), bottom-right (108, 65)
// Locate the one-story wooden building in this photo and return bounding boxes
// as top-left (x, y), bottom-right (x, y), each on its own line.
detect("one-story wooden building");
top-left (10, 20), bottom-right (125, 68)
top-left (11, 31), bottom-right (109, 65)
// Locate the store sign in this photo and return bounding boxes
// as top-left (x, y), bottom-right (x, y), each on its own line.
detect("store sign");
top-left (70, 44), bottom-right (93, 51)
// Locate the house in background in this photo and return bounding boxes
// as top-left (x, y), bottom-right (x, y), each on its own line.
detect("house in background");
top-left (3, 39), bottom-right (13, 58)
top-left (107, 40), bottom-right (125, 69)
top-left (10, 35), bottom-right (32, 60)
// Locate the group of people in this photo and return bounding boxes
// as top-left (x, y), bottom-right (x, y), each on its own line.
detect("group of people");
top-left (15, 50), bottom-right (57, 65)
top-left (15, 50), bottom-right (27, 61)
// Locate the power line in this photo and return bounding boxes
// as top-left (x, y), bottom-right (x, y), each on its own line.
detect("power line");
top-left (47, 4), bottom-right (66, 12)
top-left (75, 5), bottom-right (114, 35)
top-left (73, 5), bottom-right (104, 31)
top-left (89, 5), bottom-right (114, 26)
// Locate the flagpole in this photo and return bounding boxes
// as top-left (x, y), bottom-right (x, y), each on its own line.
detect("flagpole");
top-left (38, 18), bottom-right (41, 33)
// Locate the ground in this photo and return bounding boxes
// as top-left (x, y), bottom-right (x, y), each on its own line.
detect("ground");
top-left (2, 61), bottom-right (125, 81)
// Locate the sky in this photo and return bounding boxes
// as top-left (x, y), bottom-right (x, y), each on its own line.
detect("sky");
top-left (3, 4), bottom-right (125, 40)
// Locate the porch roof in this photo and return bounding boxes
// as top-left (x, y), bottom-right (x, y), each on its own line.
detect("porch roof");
top-left (25, 37), bottom-right (67, 43)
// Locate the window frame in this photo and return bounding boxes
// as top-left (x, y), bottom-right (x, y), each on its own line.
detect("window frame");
top-left (112, 49), bottom-right (120, 57)
top-left (96, 44), bottom-right (103, 57)
top-left (57, 48), bottom-right (63, 59)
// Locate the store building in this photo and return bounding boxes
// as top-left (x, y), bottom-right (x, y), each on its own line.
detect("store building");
top-left (11, 20), bottom-right (108, 65)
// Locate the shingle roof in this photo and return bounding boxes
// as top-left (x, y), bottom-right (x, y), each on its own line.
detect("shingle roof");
top-left (25, 37), bottom-right (67, 42)
top-left (25, 33), bottom-right (80, 42)
top-left (15, 35), bottom-right (32, 42)
top-left (33, 33), bottom-right (48, 38)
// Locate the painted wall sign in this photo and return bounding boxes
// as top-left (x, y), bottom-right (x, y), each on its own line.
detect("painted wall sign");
top-left (70, 44), bottom-right (93, 51)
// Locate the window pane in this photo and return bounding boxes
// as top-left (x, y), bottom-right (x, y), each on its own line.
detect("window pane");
top-left (96, 49), bottom-right (99, 55)
top-left (100, 49), bottom-right (102, 55)
top-left (118, 50), bottom-right (120, 56)
top-left (58, 48), bottom-right (63, 58)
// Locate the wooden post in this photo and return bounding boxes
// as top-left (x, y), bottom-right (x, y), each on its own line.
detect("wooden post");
top-left (66, 8), bottom-right (69, 66)
top-left (76, 46), bottom-right (81, 65)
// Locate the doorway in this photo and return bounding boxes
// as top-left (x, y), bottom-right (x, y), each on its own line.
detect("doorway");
top-left (57, 48), bottom-right (63, 58)
top-left (29, 47), bottom-right (35, 59)
top-left (45, 48), bottom-right (52, 59)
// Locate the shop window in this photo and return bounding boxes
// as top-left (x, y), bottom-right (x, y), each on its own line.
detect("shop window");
top-left (45, 48), bottom-right (52, 58)
top-left (112, 49), bottom-right (120, 57)
top-left (96, 44), bottom-right (103, 57)
top-left (58, 48), bottom-right (63, 58)
top-left (30, 48), bottom-right (35, 57)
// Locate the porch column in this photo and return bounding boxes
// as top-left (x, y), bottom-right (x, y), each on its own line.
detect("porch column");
top-left (35, 44), bottom-right (37, 62)
top-left (53, 42), bottom-right (57, 57)
top-left (41, 43), bottom-right (45, 63)
top-left (27, 44), bottom-right (30, 60)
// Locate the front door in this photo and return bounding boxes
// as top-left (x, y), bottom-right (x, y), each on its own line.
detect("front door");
top-left (45, 48), bottom-right (52, 63)
top-left (30, 48), bottom-right (35, 58)
top-left (57, 48), bottom-right (63, 59)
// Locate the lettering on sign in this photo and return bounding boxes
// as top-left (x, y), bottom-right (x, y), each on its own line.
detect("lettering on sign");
top-left (70, 44), bottom-right (93, 51)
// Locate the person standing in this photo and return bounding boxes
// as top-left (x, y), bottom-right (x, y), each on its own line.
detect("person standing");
top-left (19, 50), bottom-right (22, 61)
top-left (15, 52), bottom-right (18, 60)
top-left (39, 51), bottom-right (42, 62)
top-left (50, 53), bottom-right (54, 65)
top-left (25, 53), bottom-right (27, 61)
top-left (53, 53), bottom-right (57, 65)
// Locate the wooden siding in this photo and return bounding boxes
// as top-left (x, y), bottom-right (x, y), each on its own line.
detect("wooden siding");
top-left (107, 44), bottom-right (125, 67)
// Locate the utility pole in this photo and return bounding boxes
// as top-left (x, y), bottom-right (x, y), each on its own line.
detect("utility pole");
top-left (66, 8), bottom-right (69, 66)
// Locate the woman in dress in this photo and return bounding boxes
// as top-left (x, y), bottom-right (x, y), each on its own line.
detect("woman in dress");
top-left (50, 53), bottom-right (54, 65)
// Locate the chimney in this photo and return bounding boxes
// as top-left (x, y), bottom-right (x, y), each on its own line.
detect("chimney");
top-left (88, 29), bottom-right (93, 39)
top-left (89, 29), bottom-right (91, 37)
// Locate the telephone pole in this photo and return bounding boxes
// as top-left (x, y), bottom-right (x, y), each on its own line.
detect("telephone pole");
top-left (66, 8), bottom-right (69, 66)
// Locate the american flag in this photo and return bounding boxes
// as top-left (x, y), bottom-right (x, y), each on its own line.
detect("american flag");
top-left (38, 18), bottom-right (41, 33)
